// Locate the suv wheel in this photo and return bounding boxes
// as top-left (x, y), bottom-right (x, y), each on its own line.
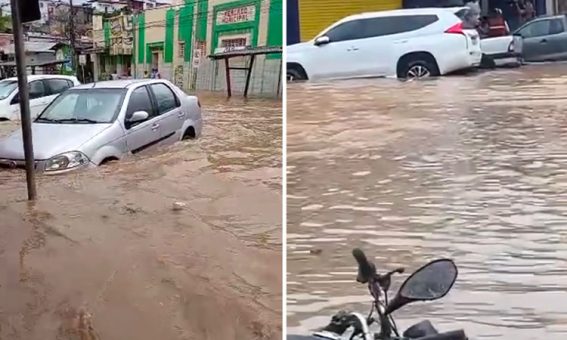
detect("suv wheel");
top-left (287, 68), bottom-right (305, 82)
top-left (400, 59), bottom-right (439, 80)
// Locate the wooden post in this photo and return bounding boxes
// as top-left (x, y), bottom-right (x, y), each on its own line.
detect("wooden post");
top-left (276, 57), bottom-right (282, 98)
top-left (224, 58), bottom-right (231, 97)
top-left (244, 54), bottom-right (255, 98)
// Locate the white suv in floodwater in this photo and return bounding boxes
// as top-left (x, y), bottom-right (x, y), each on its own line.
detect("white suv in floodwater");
top-left (0, 75), bottom-right (80, 121)
top-left (287, 8), bottom-right (482, 81)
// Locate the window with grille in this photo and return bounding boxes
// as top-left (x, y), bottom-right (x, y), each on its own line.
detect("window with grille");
top-left (220, 38), bottom-right (248, 48)
top-left (178, 42), bottom-right (185, 58)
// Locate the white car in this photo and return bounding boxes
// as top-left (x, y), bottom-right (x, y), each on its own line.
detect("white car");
top-left (0, 75), bottom-right (80, 121)
top-left (287, 8), bottom-right (482, 81)
top-left (480, 35), bottom-right (522, 67)
top-left (0, 79), bottom-right (202, 173)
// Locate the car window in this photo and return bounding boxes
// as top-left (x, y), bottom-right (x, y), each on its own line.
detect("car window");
top-left (549, 18), bottom-right (564, 34)
top-left (326, 15), bottom-right (438, 42)
top-left (126, 86), bottom-right (155, 120)
top-left (519, 20), bottom-right (551, 38)
top-left (325, 20), bottom-right (364, 42)
top-left (29, 80), bottom-right (47, 99)
top-left (0, 80), bottom-right (17, 100)
top-left (46, 79), bottom-right (72, 95)
top-left (11, 80), bottom-right (46, 104)
top-left (150, 83), bottom-right (179, 114)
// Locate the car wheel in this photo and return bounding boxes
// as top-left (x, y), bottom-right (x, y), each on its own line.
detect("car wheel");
top-left (287, 68), bottom-right (305, 82)
top-left (401, 60), bottom-right (438, 80)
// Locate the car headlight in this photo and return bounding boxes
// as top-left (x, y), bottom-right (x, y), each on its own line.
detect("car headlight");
top-left (45, 152), bottom-right (89, 172)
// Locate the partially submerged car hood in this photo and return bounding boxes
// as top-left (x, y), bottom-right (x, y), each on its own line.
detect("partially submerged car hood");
top-left (0, 123), bottom-right (111, 160)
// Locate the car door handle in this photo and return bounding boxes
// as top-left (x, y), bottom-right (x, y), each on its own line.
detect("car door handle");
top-left (177, 112), bottom-right (185, 118)
top-left (151, 123), bottom-right (160, 131)
top-left (347, 47), bottom-right (359, 51)
top-left (540, 39), bottom-right (547, 43)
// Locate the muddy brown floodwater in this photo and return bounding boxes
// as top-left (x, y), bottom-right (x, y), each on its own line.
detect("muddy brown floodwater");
top-left (287, 64), bottom-right (567, 340)
top-left (0, 94), bottom-right (282, 340)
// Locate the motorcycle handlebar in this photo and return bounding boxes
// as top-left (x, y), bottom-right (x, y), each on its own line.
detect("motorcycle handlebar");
top-left (352, 248), bottom-right (376, 283)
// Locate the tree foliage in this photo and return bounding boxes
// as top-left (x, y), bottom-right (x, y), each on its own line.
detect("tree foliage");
top-left (0, 15), bottom-right (11, 33)
top-left (48, 5), bottom-right (90, 40)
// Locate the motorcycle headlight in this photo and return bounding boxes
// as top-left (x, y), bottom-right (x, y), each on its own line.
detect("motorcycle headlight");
top-left (45, 152), bottom-right (89, 172)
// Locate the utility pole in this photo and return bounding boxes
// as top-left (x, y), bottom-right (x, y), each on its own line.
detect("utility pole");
top-left (10, 0), bottom-right (39, 201)
top-left (69, 0), bottom-right (77, 75)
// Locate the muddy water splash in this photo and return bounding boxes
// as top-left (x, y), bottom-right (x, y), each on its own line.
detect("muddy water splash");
top-left (0, 95), bottom-right (282, 340)
top-left (287, 65), bottom-right (567, 340)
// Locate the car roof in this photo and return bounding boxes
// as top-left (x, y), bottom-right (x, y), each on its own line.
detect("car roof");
top-left (532, 13), bottom-right (566, 20)
top-left (343, 7), bottom-right (457, 21)
top-left (2, 74), bottom-right (78, 82)
top-left (72, 79), bottom-right (169, 90)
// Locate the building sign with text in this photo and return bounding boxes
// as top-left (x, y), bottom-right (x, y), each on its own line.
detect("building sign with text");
top-left (216, 5), bottom-right (256, 25)
top-left (109, 14), bottom-right (134, 55)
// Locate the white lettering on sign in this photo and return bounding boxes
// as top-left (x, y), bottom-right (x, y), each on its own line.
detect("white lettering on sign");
top-left (216, 6), bottom-right (255, 25)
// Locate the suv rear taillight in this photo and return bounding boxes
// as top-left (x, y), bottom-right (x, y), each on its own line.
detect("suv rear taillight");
top-left (445, 22), bottom-right (464, 35)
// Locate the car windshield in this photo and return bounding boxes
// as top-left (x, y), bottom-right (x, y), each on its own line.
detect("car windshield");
top-left (36, 88), bottom-right (126, 124)
top-left (0, 80), bottom-right (18, 100)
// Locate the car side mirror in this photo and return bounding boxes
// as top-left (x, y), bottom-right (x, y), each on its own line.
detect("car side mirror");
top-left (128, 111), bottom-right (149, 123)
top-left (11, 94), bottom-right (19, 105)
top-left (513, 32), bottom-right (523, 38)
top-left (314, 36), bottom-right (330, 46)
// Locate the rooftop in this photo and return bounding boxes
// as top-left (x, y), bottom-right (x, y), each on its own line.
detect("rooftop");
top-left (2, 41), bottom-right (63, 54)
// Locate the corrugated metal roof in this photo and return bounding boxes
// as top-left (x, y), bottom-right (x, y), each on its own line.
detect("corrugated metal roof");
top-left (2, 41), bottom-right (59, 54)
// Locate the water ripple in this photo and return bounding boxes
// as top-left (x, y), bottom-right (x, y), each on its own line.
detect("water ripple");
top-left (287, 65), bottom-right (567, 340)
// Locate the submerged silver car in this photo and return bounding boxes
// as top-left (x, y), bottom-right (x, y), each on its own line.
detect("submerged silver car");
top-left (0, 79), bottom-right (202, 173)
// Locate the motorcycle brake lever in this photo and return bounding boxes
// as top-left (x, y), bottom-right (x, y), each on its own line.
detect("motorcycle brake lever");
top-left (376, 267), bottom-right (405, 291)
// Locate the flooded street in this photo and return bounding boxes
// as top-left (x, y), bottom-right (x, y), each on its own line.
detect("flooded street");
top-left (0, 95), bottom-right (282, 339)
top-left (287, 65), bottom-right (567, 340)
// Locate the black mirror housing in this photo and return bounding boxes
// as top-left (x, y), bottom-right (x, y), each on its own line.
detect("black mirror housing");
top-left (385, 259), bottom-right (457, 315)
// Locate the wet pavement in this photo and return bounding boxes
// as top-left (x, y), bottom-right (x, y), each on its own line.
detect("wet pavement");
top-left (287, 64), bottom-right (567, 340)
top-left (0, 94), bottom-right (282, 340)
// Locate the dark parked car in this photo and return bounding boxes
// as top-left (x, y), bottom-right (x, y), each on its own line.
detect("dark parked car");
top-left (513, 14), bottom-right (567, 62)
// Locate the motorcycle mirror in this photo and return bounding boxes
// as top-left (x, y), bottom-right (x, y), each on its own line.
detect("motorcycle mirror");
top-left (385, 259), bottom-right (457, 315)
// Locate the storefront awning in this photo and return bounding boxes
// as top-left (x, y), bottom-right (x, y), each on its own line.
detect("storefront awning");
top-left (208, 46), bottom-right (282, 59)
top-left (208, 46), bottom-right (282, 98)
